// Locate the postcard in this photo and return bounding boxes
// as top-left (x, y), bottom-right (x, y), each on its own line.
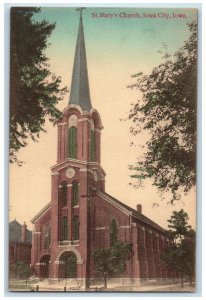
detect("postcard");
top-left (9, 6), bottom-right (197, 293)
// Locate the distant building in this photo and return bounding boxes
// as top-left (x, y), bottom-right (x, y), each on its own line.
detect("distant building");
top-left (31, 11), bottom-right (174, 288)
top-left (9, 220), bottom-right (32, 277)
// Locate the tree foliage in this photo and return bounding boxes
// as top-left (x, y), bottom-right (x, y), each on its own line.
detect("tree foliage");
top-left (161, 210), bottom-right (195, 286)
top-left (14, 260), bottom-right (32, 284)
top-left (128, 22), bottom-right (197, 202)
top-left (92, 241), bottom-right (131, 288)
top-left (10, 7), bottom-right (67, 165)
top-left (167, 209), bottom-right (192, 241)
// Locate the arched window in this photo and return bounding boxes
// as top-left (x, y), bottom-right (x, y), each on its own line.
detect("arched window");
top-left (110, 219), bottom-right (118, 246)
top-left (68, 126), bottom-right (77, 159)
top-left (61, 182), bottom-right (67, 207)
top-left (43, 224), bottom-right (51, 249)
top-left (90, 120), bottom-right (96, 161)
top-left (62, 216), bottom-right (69, 241)
top-left (90, 129), bottom-right (96, 161)
top-left (73, 216), bottom-right (79, 240)
top-left (72, 182), bottom-right (79, 206)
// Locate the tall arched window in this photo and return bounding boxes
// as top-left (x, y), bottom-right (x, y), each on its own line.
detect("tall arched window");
top-left (62, 216), bottom-right (69, 241)
top-left (61, 182), bottom-right (67, 207)
top-left (72, 182), bottom-right (79, 206)
top-left (110, 219), bottom-right (118, 246)
top-left (90, 130), bottom-right (96, 161)
top-left (68, 126), bottom-right (77, 159)
top-left (43, 224), bottom-right (51, 249)
top-left (90, 120), bottom-right (96, 161)
top-left (73, 216), bottom-right (79, 240)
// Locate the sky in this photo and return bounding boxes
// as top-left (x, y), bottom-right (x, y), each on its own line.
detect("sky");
top-left (9, 7), bottom-right (197, 230)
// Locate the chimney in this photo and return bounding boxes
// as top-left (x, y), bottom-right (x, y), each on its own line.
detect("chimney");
top-left (136, 204), bottom-right (142, 214)
top-left (22, 222), bottom-right (27, 242)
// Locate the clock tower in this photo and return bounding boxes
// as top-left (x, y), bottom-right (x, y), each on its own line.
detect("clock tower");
top-left (48, 10), bottom-right (105, 284)
top-left (31, 10), bottom-right (172, 288)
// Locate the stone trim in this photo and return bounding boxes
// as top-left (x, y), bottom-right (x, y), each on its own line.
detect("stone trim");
top-left (80, 168), bottom-right (95, 175)
top-left (63, 104), bottom-right (83, 115)
top-left (94, 128), bottom-right (101, 133)
top-left (33, 231), bottom-right (41, 235)
top-left (89, 108), bottom-right (104, 129)
top-left (56, 247), bottom-right (83, 264)
top-left (51, 171), bottom-right (59, 176)
top-left (78, 118), bottom-right (92, 124)
top-left (119, 225), bottom-right (130, 229)
top-left (51, 159), bottom-right (87, 170)
top-left (95, 227), bottom-right (106, 230)
top-left (80, 168), bottom-right (87, 172)
top-left (58, 122), bottom-right (67, 126)
top-left (73, 205), bottom-right (79, 209)
top-left (51, 159), bottom-right (106, 176)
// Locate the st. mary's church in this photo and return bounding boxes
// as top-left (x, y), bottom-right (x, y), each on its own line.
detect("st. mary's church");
top-left (31, 10), bottom-right (174, 288)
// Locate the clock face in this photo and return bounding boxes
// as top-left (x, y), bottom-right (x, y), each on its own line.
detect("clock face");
top-left (66, 167), bottom-right (75, 179)
top-left (68, 115), bottom-right (77, 127)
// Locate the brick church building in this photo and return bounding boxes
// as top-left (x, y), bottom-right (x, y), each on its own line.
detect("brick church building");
top-left (31, 11), bottom-right (173, 288)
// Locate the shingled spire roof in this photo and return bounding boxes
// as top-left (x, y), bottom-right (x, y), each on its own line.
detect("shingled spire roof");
top-left (69, 9), bottom-right (92, 111)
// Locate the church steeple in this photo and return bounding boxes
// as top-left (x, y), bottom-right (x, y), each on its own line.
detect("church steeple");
top-left (69, 8), bottom-right (92, 111)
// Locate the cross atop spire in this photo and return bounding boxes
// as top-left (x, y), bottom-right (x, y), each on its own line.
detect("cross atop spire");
top-left (76, 7), bottom-right (86, 16)
top-left (69, 8), bottom-right (92, 111)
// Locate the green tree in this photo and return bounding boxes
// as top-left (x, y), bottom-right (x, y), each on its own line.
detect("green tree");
top-left (10, 7), bottom-right (67, 165)
top-left (14, 260), bottom-right (32, 285)
top-left (128, 22), bottom-right (197, 202)
top-left (167, 209), bottom-right (191, 242)
top-left (92, 241), bottom-right (131, 289)
top-left (161, 210), bottom-right (195, 287)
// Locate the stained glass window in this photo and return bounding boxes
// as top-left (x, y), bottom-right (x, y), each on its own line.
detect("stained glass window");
top-left (90, 130), bottom-right (95, 161)
top-left (73, 216), bottom-right (79, 240)
top-left (68, 126), bottom-right (77, 158)
top-left (110, 219), bottom-right (118, 246)
top-left (62, 216), bottom-right (68, 241)
top-left (72, 182), bottom-right (79, 206)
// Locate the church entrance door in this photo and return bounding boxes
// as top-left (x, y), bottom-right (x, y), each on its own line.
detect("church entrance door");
top-left (59, 251), bottom-right (77, 279)
top-left (39, 255), bottom-right (50, 279)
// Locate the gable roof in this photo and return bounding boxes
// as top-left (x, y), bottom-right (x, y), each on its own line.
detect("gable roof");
top-left (97, 191), bottom-right (166, 233)
top-left (9, 219), bottom-right (32, 243)
top-left (31, 192), bottom-right (166, 234)
top-left (31, 202), bottom-right (51, 224)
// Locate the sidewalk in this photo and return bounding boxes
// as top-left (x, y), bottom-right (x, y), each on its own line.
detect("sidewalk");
top-left (9, 279), bottom-right (196, 292)
top-left (106, 283), bottom-right (196, 292)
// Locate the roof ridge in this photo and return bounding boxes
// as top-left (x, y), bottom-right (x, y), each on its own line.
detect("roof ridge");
top-left (31, 202), bottom-right (51, 223)
top-left (98, 191), bottom-right (166, 233)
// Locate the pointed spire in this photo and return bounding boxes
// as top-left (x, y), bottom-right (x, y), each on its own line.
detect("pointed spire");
top-left (69, 8), bottom-right (92, 111)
